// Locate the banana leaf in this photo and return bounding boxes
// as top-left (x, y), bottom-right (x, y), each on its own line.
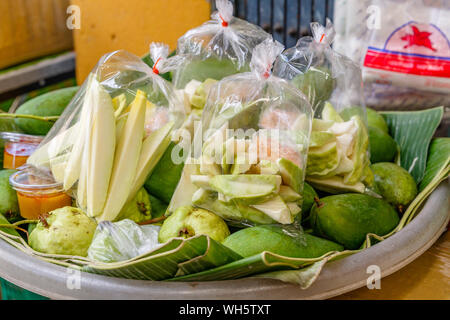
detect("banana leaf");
top-left (419, 138), bottom-right (450, 192)
top-left (381, 107), bottom-right (443, 183)
top-left (168, 250), bottom-right (343, 282)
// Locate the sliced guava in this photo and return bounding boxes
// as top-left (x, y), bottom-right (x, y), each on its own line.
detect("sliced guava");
top-left (250, 195), bottom-right (293, 224)
top-left (209, 174), bottom-right (281, 203)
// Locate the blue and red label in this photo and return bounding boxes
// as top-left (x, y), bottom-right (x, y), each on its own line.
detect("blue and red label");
top-left (364, 21), bottom-right (450, 78)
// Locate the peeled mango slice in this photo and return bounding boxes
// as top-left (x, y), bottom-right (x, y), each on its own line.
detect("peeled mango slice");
top-left (128, 121), bottom-right (174, 201)
top-left (99, 90), bottom-right (146, 222)
top-left (86, 80), bottom-right (116, 218)
top-left (28, 207), bottom-right (97, 257)
top-left (63, 75), bottom-right (95, 191)
top-left (209, 174), bottom-right (281, 204)
top-left (158, 206), bottom-right (229, 243)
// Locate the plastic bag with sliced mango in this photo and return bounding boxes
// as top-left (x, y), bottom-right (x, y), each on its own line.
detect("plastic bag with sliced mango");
top-left (27, 49), bottom-right (186, 222)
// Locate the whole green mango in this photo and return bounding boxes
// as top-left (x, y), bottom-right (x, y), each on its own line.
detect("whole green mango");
top-left (15, 87), bottom-right (78, 135)
top-left (222, 225), bottom-right (343, 258)
top-left (310, 193), bottom-right (399, 249)
top-left (291, 66), bottom-right (335, 110)
top-left (0, 169), bottom-right (19, 222)
top-left (369, 126), bottom-right (397, 163)
top-left (301, 182), bottom-right (318, 223)
top-left (371, 162), bottom-right (417, 210)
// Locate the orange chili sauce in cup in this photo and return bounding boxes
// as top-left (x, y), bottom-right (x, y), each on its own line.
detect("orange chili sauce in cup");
top-left (1, 133), bottom-right (43, 169)
top-left (9, 170), bottom-right (72, 220)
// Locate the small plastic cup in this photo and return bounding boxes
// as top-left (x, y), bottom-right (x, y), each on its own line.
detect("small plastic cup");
top-left (0, 133), bottom-right (43, 169)
top-left (9, 170), bottom-right (72, 220)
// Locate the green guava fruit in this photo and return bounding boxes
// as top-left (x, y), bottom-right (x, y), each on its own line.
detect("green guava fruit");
top-left (28, 207), bottom-right (97, 256)
top-left (115, 188), bottom-right (151, 223)
top-left (158, 206), bottom-right (230, 243)
top-left (371, 162), bottom-right (418, 210)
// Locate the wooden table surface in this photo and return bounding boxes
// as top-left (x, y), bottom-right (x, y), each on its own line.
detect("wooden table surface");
top-left (335, 230), bottom-right (450, 300)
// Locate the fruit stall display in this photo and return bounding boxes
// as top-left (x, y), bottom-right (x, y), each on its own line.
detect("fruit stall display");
top-left (0, 1), bottom-right (448, 297)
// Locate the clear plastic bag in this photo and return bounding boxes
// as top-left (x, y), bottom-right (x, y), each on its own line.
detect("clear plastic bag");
top-left (87, 219), bottom-right (161, 263)
top-left (168, 39), bottom-right (313, 228)
top-left (27, 49), bottom-right (185, 222)
top-left (333, 0), bottom-right (450, 109)
top-left (273, 20), bottom-right (371, 194)
top-left (172, 0), bottom-right (271, 112)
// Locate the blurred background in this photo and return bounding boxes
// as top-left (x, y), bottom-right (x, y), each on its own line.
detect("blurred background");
top-left (0, 0), bottom-right (336, 112)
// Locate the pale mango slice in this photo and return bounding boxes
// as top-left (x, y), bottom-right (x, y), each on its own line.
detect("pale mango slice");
top-left (112, 94), bottom-right (127, 118)
top-left (63, 75), bottom-right (95, 190)
top-left (128, 121), bottom-right (174, 201)
top-left (99, 90), bottom-right (146, 221)
top-left (86, 85), bottom-right (116, 218)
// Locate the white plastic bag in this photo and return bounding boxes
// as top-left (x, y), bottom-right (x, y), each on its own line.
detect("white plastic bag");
top-left (173, 0), bottom-right (271, 99)
top-left (168, 39), bottom-right (313, 227)
top-left (87, 219), bottom-right (161, 263)
top-left (27, 50), bottom-right (185, 222)
top-left (333, 0), bottom-right (450, 108)
top-left (273, 20), bottom-right (372, 194)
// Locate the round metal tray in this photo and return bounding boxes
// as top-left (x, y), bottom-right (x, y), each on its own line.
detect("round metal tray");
top-left (0, 182), bottom-right (448, 300)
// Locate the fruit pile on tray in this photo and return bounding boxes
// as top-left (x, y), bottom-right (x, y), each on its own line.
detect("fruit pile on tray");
top-left (0, 0), bottom-right (448, 287)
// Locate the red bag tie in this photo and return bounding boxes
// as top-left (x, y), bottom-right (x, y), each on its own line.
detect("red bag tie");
top-left (152, 57), bottom-right (162, 74)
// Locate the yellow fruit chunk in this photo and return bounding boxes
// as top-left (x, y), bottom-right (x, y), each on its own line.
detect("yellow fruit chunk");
top-left (86, 85), bottom-right (116, 218)
top-left (63, 75), bottom-right (95, 190)
top-left (99, 90), bottom-right (146, 221)
top-left (128, 121), bottom-right (174, 201)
